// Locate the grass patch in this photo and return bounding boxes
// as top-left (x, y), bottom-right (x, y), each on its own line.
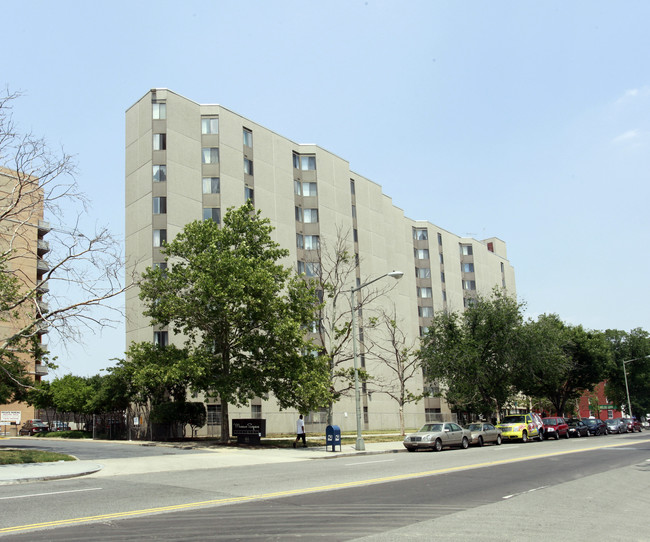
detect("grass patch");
top-left (0, 449), bottom-right (76, 465)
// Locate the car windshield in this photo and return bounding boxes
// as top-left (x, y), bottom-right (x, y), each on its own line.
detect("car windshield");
top-left (419, 423), bottom-right (443, 433)
top-left (502, 415), bottom-right (525, 424)
top-left (467, 424), bottom-right (483, 431)
top-left (543, 419), bottom-right (557, 425)
top-left (583, 419), bottom-right (597, 426)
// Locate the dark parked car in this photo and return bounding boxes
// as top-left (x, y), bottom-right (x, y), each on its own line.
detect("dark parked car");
top-left (18, 419), bottom-right (49, 436)
top-left (583, 418), bottom-right (607, 436)
top-left (605, 418), bottom-right (626, 434)
top-left (566, 419), bottom-right (589, 437)
top-left (542, 417), bottom-right (569, 439)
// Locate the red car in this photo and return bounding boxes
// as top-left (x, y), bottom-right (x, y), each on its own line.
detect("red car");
top-left (542, 417), bottom-right (570, 439)
top-left (622, 418), bottom-right (643, 432)
top-left (18, 419), bottom-right (49, 436)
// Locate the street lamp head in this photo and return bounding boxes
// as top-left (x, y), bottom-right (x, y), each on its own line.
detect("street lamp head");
top-left (387, 271), bottom-right (404, 280)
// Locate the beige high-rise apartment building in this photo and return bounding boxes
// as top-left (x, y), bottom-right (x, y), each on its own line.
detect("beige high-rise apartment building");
top-left (0, 167), bottom-right (50, 429)
top-left (125, 89), bottom-right (516, 435)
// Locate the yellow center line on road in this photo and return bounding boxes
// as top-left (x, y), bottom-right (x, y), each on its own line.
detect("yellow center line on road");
top-left (2, 438), bottom-right (648, 535)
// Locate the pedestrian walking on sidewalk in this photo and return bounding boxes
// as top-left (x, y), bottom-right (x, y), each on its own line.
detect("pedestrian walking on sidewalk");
top-left (294, 414), bottom-right (307, 448)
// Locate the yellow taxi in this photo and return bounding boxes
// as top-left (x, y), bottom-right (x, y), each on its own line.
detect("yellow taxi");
top-left (496, 413), bottom-right (543, 442)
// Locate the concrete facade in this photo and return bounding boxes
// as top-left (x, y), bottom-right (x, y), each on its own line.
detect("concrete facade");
top-left (125, 89), bottom-right (517, 435)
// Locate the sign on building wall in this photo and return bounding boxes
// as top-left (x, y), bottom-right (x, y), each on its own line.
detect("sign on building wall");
top-left (0, 411), bottom-right (22, 424)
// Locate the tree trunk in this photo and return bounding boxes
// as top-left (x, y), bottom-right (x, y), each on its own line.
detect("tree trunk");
top-left (399, 404), bottom-right (405, 436)
top-left (220, 402), bottom-right (230, 443)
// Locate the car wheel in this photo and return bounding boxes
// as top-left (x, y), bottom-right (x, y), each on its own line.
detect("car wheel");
top-left (434, 439), bottom-right (443, 452)
top-left (407, 447), bottom-right (415, 452)
top-left (521, 431), bottom-right (528, 443)
top-left (478, 436), bottom-right (484, 447)
top-left (496, 435), bottom-right (502, 445)
top-left (565, 431), bottom-right (570, 439)
top-left (461, 437), bottom-right (469, 449)
top-left (538, 431), bottom-right (543, 442)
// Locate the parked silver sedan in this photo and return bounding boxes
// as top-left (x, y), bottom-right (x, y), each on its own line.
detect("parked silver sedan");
top-left (467, 422), bottom-right (502, 446)
top-left (403, 422), bottom-right (472, 452)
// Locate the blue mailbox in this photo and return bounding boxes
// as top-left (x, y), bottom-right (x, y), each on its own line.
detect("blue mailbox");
top-left (325, 425), bottom-right (341, 452)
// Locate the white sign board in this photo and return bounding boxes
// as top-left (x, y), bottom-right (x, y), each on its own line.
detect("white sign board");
top-left (0, 411), bottom-right (22, 424)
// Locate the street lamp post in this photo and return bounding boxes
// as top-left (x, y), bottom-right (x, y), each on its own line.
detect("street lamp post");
top-left (622, 355), bottom-right (650, 418)
top-left (350, 270), bottom-right (404, 451)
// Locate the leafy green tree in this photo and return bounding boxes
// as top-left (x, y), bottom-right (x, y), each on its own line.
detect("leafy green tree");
top-left (604, 328), bottom-right (650, 417)
top-left (420, 289), bottom-right (524, 422)
top-left (519, 315), bottom-right (611, 416)
top-left (138, 202), bottom-right (331, 441)
top-left (49, 374), bottom-right (94, 424)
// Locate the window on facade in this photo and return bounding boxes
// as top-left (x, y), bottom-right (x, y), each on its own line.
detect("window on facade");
top-left (350, 179), bottom-right (355, 194)
top-left (414, 248), bottom-right (429, 260)
top-left (501, 262), bottom-right (505, 272)
top-left (153, 165), bottom-right (167, 182)
top-left (293, 153), bottom-right (316, 170)
top-left (294, 180), bottom-right (302, 196)
top-left (153, 262), bottom-right (167, 271)
top-left (202, 177), bottom-right (220, 194)
top-left (297, 261), bottom-right (320, 277)
top-left (442, 290), bottom-right (447, 302)
top-left (417, 287), bottom-right (433, 298)
top-left (425, 408), bottom-right (442, 422)
top-left (487, 241), bottom-right (494, 252)
top-left (363, 406), bottom-right (369, 423)
top-left (207, 404), bottom-right (221, 425)
top-left (152, 102), bottom-right (166, 120)
top-left (203, 208), bottom-right (221, 223)
top-left (244, 158), bottom-right (254, 175)
top-left (351, 205), bottom-right (356, 219)
top-left (152, 197), bottom-right (167, 214)
top-left (304, 235), bottom-right (319, 250)
top-left (461, 244), bottom-right (473, 256)
top-left (245, 186), bottom-right (254, 204)
top-left (437, 233), bottom-right (443, 246)
top-left (413, 228), bottom-right (428, 240)
top-left (418, 306), bottom-right (434, 318)
top-left (153, 229), bottom-right (167, 247)
top-left (419, 326), bottom-right (429, 337)
top-left (296, 234), bottom-right (304, 249)
top-left (153, 331), bottom-right (168, 347)
top-left (464, 297), bottom-right (476, 308)
top-left (202, 148), bottom-right (219, 164)
top-left (439, 253), bottom-right (444, 264)
top-left (302, 182), bottom-right (317, 196)
top-left (153, 133), bottom-right (166, 150)
top-left (303, 208), bottom-right (318, 223)
top-left (251, 404), bottom-right (262, 419)
top-left (295, 207), bottom-right (303, 222)
top-left (415, 267), bottom-right (431, 279)
top-left (462, 263), bottom-right (475, 273)
top-left (440, 272), bottom-right (445, 283)
top-left (462, 280), bottom-right (476, 290)
top-left (243, 128), bottom-right (253, 147)
top-left (201, 117), bottom-right (219, 134)
top-left (353, 229), bottom-right (358, 243)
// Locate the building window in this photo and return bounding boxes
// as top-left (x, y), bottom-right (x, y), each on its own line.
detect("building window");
top-left (243, 128), bottom-right (253, 147)
top-left (202, 148), bottom-right (219, 164)
top-left (244, 158), bottom-right (254, 175)
top-left (414, 248), bottom-right (429, 260)
top-left (202, 177), bottom-right (220, 194)
top-left (201, 117), bottom-right (219, 134)
top-left (251, 404), bottom-right (262, 419)
top-left (245, 186), bottom-right (254, 204)
top-left (353, 229), bottom-right (358, 243)
top-left (153, 133), bottom-right (166, 150)
top-left (153, 262), bottom-right (167, 270)
top-left (415, 267), bottom-right (431, 279)
top-left (293, 153), bottom-right (316, 170)
top-left (413, 228), bottom-right (428, 240)
top-left (464, 297), bottom-right (476, 308)
top-left (501, 262), bottom-right (505, 272)
top-left (440, 272), bottom-right (445, 283)
top-left (461, 244), bottom-right (473, 256)
top-left (295, 207), bottom-right (302, 222)
top-left (302, 208), bottom-right (318, 223)
top-left (207, 404), bottom-right (221, 425)
top-left (304, 235), bottom-right (319, 250)
top-left (153, 331), bottom-right (168, 347)
top-left (153, 229), bottom-right (167, 247)
top-left (437, 233), bottom-right (443, 246)
top-left (418, 306), bottom-right (434, 318)
top-left (442, 290), bottom-right (447, 302)
top-left (298, 261), bottom-right (320, 277)
top-left (351, 205), bottom-right (356, 219)
top-left (419, 326), bottom-right (429, 337)
top-left (417, 287), bottom-right (433, 298)
top-left (462, 263), bottom-right (474, 273)
top-left (152, 102), bottom-right (166, 120)
top-left (363, 406), bottom-right (368, 424)
top-left (203, 208), bottom-right (221, 223)
top-left (425, 408), bottom-right (442, 422)
top-left (439, 253), bottom-right (444, 264)
top-left (487, 242), bottom-right (494, 252)
top-left (298, 182), bottom-right (317, 196)
top-left (296, 234), bottom-right (304, 249)
top-left (462, 280), bottom-right (476, 291)
top-left (350, 179), bottom-right (355, 194)
top-left (153, 197), bottom-right (167, 214)
top-left (153, 165), bottom-right (167, 182)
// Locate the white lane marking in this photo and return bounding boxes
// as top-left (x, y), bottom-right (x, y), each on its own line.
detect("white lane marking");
top-left (345, 459), bottom-right (396, 466)
top-left (503, 486), bottom-right (548, 500)
top-left (0, 487), bottom-right (103, 500)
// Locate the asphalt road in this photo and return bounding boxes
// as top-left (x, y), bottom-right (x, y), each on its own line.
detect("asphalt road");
top-left (1, 433), bottom-right (649, 540)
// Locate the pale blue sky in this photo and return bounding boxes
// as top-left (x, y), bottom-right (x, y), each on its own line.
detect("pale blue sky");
top-left (3, 1), bottom-right (649, 376)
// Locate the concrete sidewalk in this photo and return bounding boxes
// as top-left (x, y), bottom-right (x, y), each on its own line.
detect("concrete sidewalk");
top-left (0, 440), bottom-right (405, 484)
